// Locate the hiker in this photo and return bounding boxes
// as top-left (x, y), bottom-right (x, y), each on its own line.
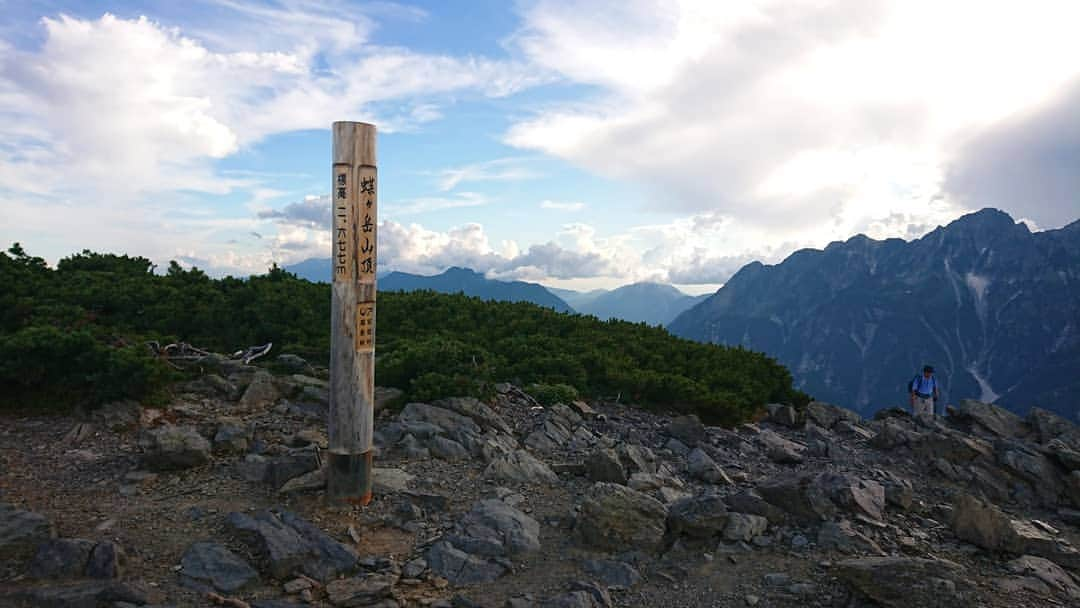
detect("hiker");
top-left (909, 365), bottom-right (939, 422)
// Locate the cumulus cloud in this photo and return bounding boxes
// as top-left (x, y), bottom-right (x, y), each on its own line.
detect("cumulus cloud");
top-left (505, 0), bottom-right (1080, 239)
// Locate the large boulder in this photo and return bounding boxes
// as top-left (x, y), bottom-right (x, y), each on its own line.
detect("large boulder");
top-left (834, 556), bottom-right (970, 608)
top-left (484, 449), bottom-right (559, 485)
top-left (434, 397), bottom-right (513, 435)
top-left (686, 448), bottom-right (732, 485)
top-left (1006, 555), bottom-right (1080, 600)
top-left (996, 441), bottom-right (1064, 505)
top-left (757, 430), bottom-right (806, 464)
top-left (952, 399), bottom-right (1025, 439)
top-left (805, 401), bottom-right (861, 429)
top-left (180, 542), bottom-right (259, 592)
top-left (225, 509), bottom-right (358, 581)
top-left (427, 541), bottom-right (506, 585)
top-left (447, 499), bottom-right (541, 557)
top-left (1027, 408), bottom-right (1079, 445)
top-left (722, 512), bottom-right (768, 542)
top-left (400, 402), bottom-right (482, 438)
top-left (139, 425), bottom-right (211, 471)
top-left (816, 473), bottom-right (886, 522)
top-left (577, 483), bottom-right (667, 552)
top-left (950, 494), bottom-right (1080, 568)
top-left (585, 448), bottom-right (628, 484)
top-left (238, 370), bottom-right (280, 411)
top-left (667, 494), bottom-right (730, 539)
top-left (28, 538), bottom-right (95, 579)
top-left (756, 473), bottom-right (836, 522)
top-left (0, 503), bottom-right (54, 563)
top-left (666, 415), bottom-right (705, 447)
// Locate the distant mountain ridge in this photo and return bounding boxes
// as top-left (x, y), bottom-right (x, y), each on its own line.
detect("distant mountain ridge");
top-left (569, 282), bottom-right (710, 326)
top-left (380, 267), bottom-right (573, 313)
top-left (669, 208), bottom-right (1080, 419)
top-left (283, 260), bottom-right (573, 313)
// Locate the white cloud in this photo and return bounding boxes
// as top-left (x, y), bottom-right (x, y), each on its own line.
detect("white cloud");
top-left (540, 200), bottom-right (584, 211)
top-left (505, 0), bottom-right (1080, 242)
top-left (436, 158), bottom-right (541, 191)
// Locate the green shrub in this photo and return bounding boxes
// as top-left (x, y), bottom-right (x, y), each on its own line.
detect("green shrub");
top-left (525, 382), bottom-right (580, 406)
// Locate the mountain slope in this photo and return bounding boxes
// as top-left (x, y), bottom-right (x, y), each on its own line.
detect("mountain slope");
top-left (669, 208), bottom-right (1080, 419)
top-left (572, 282), bottom-right (710, 325)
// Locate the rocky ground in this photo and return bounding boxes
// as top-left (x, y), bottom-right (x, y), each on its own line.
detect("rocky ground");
top-left (3, 354), bottom-right (1080, 608)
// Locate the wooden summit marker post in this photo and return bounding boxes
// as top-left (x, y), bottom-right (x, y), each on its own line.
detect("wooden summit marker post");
top-left (329, 121), bottom-right (377, 503)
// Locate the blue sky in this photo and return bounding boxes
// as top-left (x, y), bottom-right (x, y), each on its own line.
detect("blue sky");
top-left (2, 1), bottom-right (1079, 294)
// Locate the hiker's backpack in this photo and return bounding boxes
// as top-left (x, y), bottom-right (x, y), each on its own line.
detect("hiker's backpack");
top-left (908, 374), bottom-right (921, 393)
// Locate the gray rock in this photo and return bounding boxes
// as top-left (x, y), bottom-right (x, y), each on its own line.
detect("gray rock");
top-left (953, 399), bottom-right (1025, 439)
top-left (1006, 554), bottom-right (1080, 600)
top-left (373, 467), bottom-right (415, 494)
top-left (265, 447), bottom-right (321, 490)
top-left (667, 415), bottom-right (705, 447)
top-left (449, 499), bottom-right (541, 556)
top-left (757, 430), bottom-right (806, 464)
top-left (834, 556), bottom-right (968, 608)
top-left (582, 559), bottom-right (641, 589)
top-left (585, 449), bottom-right (627, 484)
top-left (239, 370), bottom-right (281, 411)
top-left (226, 509), bottom-right (358, 581)
top-left (1027, 408), bottom-right (1078, 445)
top-left (213, 421), bottom-right (250, 455)
top-left (687, 448), bottom-right (732, 485)
top-left (484, 449), bottom-right (559, 485)
top-left (89, 399), bottom-right (142, 432)
top-left (816, 473), bottom-right (885, 522)
top-left (427, 541), bottom-right (506, 585)
top-left (997, 441), bottom-right (1064, 505)
top-left (805, 401), bottom-right (861, 429)
top-left (275, 353), bottom-right (314, 374)
top-left (667, 494), bottom-right (730, 539)
top-left (180, 541), bottom-right (259, 592)
top-left (429, 436), bottom-right (470, 461)
top-left (616, 444), bottom-right (654, 475)
top-left (757, 473), bottom-right (836, 522)
top-left (435, 397), bottom-right (513, 435)
top-left (817, 520), bottom-right (883, 554)
top-left (766, 404), bottom-right (801, 428)
top-left (1046, 438), bottom-right (1080, 471)
top-left (400, 402), bottom-right (482, 437)
top-left (139, 424), bottom-right (212, 471)
top-left (525, 420), bottom-right (573, 453)
top-left (0, 503), bottom-right (54, 562)
top-left (577, 483), bottom-right (668, 552)
top-left (5, 580), bottom-right (149, 607)
top-left (29, 538), bottom-right (95, 579)
top-left (950, 493), bottom-right (1080, 568)
top-left (725, 489), bottom-right (788, 524)
top-left (325, 573), bottom-right (396, 606)
top-left (85, 541), bottom-right (123, 579)
top-left (664, 437), bottom-right (690, 456)
top-left (722, 513), bottom-right (768, 542)
top-left (539, 591), bottom-right (598, 608)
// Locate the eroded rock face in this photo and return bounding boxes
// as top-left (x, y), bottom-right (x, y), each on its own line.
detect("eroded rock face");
top-left (577, 483), bottom-right (667, 552)
top-left (834, 556), bottom-right (970, 608)
top-left (667, 494), bottom-right (729, 539)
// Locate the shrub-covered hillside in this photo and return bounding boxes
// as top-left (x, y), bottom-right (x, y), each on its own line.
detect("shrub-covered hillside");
top-left (0, 245), bottom-right (809, 424)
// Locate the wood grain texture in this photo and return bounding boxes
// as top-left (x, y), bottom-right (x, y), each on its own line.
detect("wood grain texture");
top-left (329, 122), bottom-right (376, 502)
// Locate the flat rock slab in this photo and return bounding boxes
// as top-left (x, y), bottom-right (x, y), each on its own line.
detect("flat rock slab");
top-left (226, 508), bottom-right (358, 581)
top-left (835, 556), bottom-right (971, 608)
top-left (325, 573), bottom-right (397, 606)
top-left (180, 541), bottom-right (259, 592)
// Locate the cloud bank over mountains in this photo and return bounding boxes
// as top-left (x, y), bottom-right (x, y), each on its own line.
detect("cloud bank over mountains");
top-left (2, 1), bottom-right (1078, 285)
